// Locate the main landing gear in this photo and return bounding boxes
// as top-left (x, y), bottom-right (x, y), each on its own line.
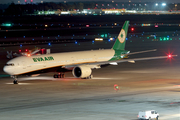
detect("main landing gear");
top-left (12, 75), bottom-right (18, 84)
top-left (53, 73), bottom-right (65, 78)
top-left (86, 75), bottom-right (93, 79)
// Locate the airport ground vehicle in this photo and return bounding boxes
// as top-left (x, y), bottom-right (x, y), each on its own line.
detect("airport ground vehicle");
top-left (138, 110), bottom-right (159, 120)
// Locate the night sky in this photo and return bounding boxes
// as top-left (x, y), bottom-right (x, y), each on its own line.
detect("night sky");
top-left (1, 0), bottom-right (180, 4)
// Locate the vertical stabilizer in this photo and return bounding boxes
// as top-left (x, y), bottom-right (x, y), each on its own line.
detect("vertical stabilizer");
top-left (112, 21), bottom-right (129, 50)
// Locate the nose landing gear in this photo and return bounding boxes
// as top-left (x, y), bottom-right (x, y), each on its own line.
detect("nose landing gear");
top-left (12, 76), bottom-right (18, 84)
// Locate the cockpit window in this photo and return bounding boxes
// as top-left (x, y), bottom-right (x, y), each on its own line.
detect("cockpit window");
top-left (5, 63), bottom-right (14, 66)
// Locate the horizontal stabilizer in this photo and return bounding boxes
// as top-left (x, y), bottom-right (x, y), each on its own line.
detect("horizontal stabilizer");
top-left (125, 49), bottom-right (157, 56)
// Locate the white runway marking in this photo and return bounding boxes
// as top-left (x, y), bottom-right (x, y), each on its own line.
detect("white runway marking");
top-left (20, 76), bottom-right (55, 80)
top-left (5, 83), bottom-right (31, 85)
top-left (160, 114), bottom-right (180, 119)
top-left (91, 77), bottom-right (118, 80)
top-left (120, 70), bottom-right (164, 73)
top-left (18, 76), bottom-right (118, 81)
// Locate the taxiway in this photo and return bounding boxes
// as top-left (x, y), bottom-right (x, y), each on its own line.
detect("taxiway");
top-left (0, 39), bottom-right (180, 120)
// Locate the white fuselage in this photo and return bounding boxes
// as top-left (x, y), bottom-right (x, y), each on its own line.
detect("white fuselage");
top-left (3, 49), bottom-right (115, 75)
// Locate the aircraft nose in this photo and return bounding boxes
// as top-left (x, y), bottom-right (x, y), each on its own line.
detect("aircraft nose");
top-left (3, 66), bottom-right (8, 73)
top-left (3, 66), bottom-right (12, 75)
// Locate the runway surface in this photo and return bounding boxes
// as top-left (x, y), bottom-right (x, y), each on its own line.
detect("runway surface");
top-left (1, 39), bottom-right (180, 120)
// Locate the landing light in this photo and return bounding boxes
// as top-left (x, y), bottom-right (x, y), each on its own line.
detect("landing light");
top-left (109, 38), bottom-right (114, 41)
top-left (27, 54), bottom-right (31, 57)
top-left (162, 3), bottom-right (166, 6)
top-left (95, 38), bottom-right (103, 41)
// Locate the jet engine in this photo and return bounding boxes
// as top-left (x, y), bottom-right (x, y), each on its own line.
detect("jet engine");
top-left (72, 66), bottom-right (92, 78)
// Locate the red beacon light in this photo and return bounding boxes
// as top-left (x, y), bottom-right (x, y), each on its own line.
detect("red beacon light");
top-left (168, 54), bottom-right (172, 58)
top-left (131, 27), bottom-right (134, 31)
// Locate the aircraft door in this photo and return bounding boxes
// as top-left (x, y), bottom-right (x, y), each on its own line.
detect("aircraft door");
top-left (94, 54), bottom-right (97, 61)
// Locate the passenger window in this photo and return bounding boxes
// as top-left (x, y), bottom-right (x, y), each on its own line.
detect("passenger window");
top-left (155, 111), bottom-right (157, 114)
top-left (151, 111), bottom-right (154, 114)
top-left (5, 63), bottom-right (14, 66)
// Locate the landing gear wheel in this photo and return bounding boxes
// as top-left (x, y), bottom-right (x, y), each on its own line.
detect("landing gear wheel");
top-left (89, 75), bottom-right (93, 79)
top-left (13, 80), bottom-right (18, 84)
top-left (12, 76), bottom-right (18, 84)
top-left (62, 74), bottom-right (65, 78)
top-left (156, 116), bottom-right (159, 120)
top-left (87, 75), bottom-right (93, 79)
top-left (53, 74), bottom-right (58, 78)
top-left (58, 74), bottom-right (61, 78)
top-left (54, 73), bottom-right (65, 78)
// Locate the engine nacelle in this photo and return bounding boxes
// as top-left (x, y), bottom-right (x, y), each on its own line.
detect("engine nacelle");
top-left (72, 66), bottom-right (92, 78)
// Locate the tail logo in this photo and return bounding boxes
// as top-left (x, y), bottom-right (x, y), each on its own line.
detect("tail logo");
top-left (118, 29), bottom-right (126, 43)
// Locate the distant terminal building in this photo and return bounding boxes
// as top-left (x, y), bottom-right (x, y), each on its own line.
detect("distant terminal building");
top-left (36, 9), bottom-right (125, 15)
top-left (102, 9), bottom-right (126, 14)
top-left (35, 8), bottom-right (180, 16)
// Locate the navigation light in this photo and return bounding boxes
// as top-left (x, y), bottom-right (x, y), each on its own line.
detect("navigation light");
top-left (168, 54), bottom-right (172, 58)
top-left (131, 27), bottom-right (134, 31)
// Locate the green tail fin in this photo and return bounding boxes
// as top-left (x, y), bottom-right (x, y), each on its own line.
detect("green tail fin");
top-left (112, 21), bottom-right (129, 50)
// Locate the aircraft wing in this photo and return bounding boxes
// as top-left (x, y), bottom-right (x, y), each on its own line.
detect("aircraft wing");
top-left (91, 55), bottom-right (178, 67)
top-left (62, 55), bottom-right (177, 69)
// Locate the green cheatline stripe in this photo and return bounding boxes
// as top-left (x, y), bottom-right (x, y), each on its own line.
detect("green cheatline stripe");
top-left (0, 74), bottom-right (10, 77)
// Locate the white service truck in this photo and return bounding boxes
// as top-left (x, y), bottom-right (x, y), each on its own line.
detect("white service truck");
top-left (138, 110), bottom-right (159, 120)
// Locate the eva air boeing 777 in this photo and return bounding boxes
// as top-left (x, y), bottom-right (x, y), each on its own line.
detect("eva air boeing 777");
top-left (3, 21), bottom-right (176, 84)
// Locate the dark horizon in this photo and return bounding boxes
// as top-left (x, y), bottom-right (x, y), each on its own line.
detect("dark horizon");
top-left (1, 0), bottom-right (180, 4)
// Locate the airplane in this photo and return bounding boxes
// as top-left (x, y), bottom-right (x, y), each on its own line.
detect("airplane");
top-left (3, 21), bottom-right (176, 84)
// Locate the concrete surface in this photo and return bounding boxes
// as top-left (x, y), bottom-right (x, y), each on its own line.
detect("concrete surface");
top-left (0, 38), bottom-right (180, 120)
